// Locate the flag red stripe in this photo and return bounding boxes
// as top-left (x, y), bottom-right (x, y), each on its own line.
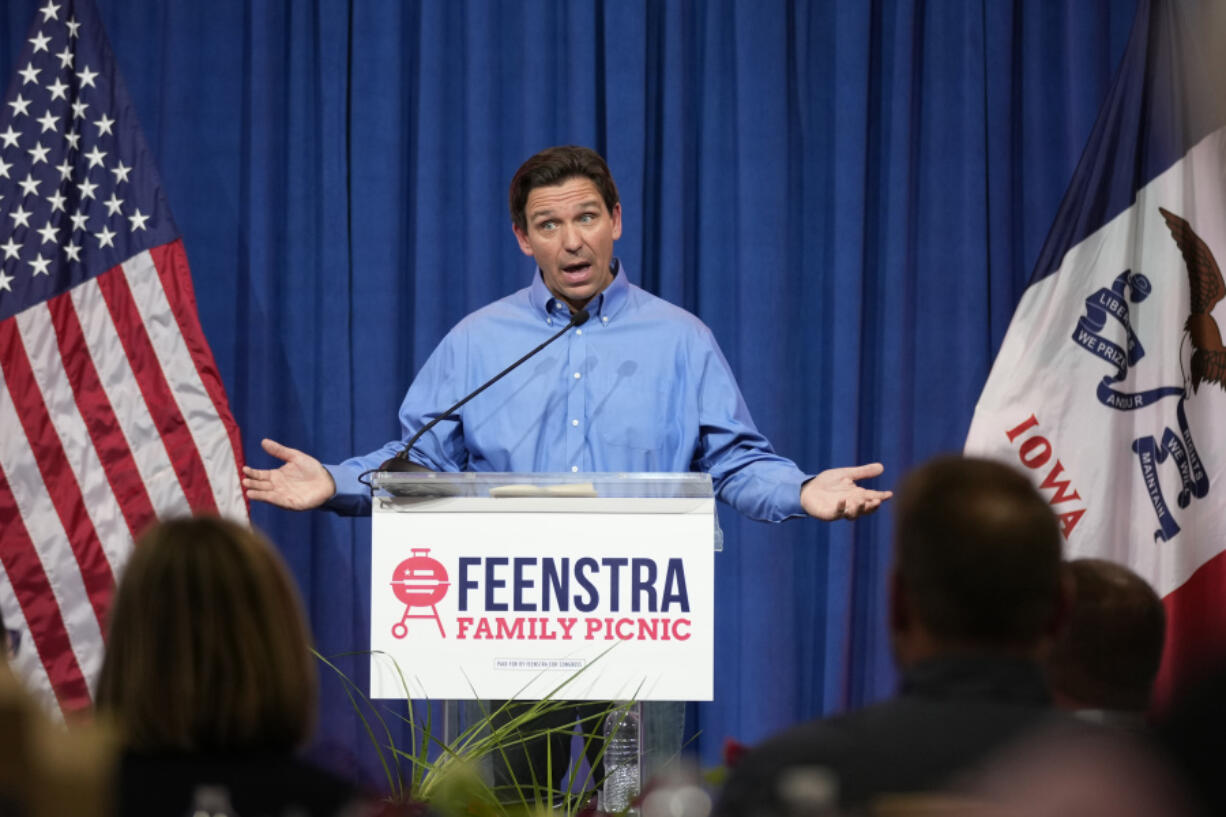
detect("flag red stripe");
top-left (1153, 548), bottom-right (1226, 712)
top-left (94, 267), bottom-right (218, 515)
top-left (0, 465), bottom-right (93, 713)
top-left (47, 291), bottom-right (158, 541)
top-left (148, 242), bottom-right (248, 499)
top-left (0, 319), bottom-right (114, 629)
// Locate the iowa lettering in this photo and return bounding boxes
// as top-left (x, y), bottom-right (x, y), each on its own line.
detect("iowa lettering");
top-left (1005, 415), bottom-right (1086, 538)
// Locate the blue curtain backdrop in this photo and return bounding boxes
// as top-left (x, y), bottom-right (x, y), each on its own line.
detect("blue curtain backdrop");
top-left (1, 0), bottom-right (1136, 782)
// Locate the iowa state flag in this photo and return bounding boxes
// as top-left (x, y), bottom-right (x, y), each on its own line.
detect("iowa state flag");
top-left (0, 0), bottom-right (247, 716)
top-left (966, 0), bottom-right (1226, 705)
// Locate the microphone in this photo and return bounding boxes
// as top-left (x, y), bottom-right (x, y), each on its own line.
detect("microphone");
top-left (374, 308), bottom-right (591, 474)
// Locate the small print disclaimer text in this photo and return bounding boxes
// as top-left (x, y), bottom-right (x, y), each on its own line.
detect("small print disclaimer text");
top-left (495, 658), bottom-right (586, 671)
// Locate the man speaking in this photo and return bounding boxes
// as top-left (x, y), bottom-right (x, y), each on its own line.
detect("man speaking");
top-left (242, 145), bottom-right (891, 798)
top-left (243, 145), bottom-right (890, 522)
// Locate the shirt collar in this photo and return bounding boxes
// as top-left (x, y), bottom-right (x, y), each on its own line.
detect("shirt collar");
top-left (528, 258), bottom-right (629, 323)
top-left (899, 654), bottom-right (1051, 705)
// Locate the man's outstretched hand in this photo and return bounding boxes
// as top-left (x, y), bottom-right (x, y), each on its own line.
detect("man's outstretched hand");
top-left (241, 438), bottom-right (335, 511)
top-left (801, 463), bottom-right (892, 521)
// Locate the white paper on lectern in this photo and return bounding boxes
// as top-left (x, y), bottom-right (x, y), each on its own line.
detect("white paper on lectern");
top-left (369, 496), bottom-right (714, 701)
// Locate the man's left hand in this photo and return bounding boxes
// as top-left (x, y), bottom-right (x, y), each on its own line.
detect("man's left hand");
top-left (801, 463), bottom-right (892, 521)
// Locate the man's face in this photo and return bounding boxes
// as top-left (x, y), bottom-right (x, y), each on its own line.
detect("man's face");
top-left (513, 176), bottom-right (622, 312)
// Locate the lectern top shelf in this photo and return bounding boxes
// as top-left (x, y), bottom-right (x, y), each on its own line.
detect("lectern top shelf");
top-left (371, 471), bottom-right (714, 500)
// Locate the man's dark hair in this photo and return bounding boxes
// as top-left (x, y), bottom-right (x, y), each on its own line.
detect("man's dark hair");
top-left (509, 145), bottom-right (620, 233)
top-left (895, 456), bottom-right (1063, 647)
top-left (1046, 558), bottom-right (1165, 711)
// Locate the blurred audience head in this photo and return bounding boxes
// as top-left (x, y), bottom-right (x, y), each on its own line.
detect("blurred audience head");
top-left (890, 456), bottom-right (1065, 664)
top-left (1045, 558), bottom-right (1165, 714)
top-left (96, 516), bottom-right (316, 753)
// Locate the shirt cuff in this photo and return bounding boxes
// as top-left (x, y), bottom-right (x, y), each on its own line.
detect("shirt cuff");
top-left (321, 462), bottom-right (371, 516)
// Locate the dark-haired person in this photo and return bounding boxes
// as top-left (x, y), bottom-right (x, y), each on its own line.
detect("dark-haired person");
top-left (97, 517), bottom-right (365, 817)
top-left (241, 145), bottom-right (891, 797)
top-left (1045, 557), bottom-right (1166, 728)
top-left (714, 456), bottom-right (1071, 816)
top-left (243, 145), bottom-right (890, 520)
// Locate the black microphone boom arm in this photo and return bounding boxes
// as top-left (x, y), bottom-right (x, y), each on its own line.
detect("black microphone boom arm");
top-left (374, 307), bottom-right (591, 475)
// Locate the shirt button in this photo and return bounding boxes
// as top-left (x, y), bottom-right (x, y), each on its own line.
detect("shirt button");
top-left (573, 372), bottom-right (581, 379)
top-left (547, 318), bottom-right (553, 325)
top-left (576, 328), bottom-right (582, 336)
top-left (601, 316), bottom-right (608, 323)
top-left (571, 465), bottom-right (579, 473)
top-left (571, 419), bottom-right (579, 427)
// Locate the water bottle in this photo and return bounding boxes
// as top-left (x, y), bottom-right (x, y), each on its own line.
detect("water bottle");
top-left (600, 703), bottom-right (642, 815)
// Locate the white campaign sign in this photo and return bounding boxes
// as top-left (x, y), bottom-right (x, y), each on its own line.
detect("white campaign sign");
top-left (369, 496), bottom-right (715, 701)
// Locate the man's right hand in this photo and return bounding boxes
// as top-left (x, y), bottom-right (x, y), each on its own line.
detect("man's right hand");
top-left (241, 438), bottom-right (335, 510)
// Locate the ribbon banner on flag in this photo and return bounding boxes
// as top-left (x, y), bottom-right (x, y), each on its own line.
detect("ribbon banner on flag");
top-left (0, 0), bottom-right (247, 716)
top-left (966, 0), bottom-right (1226, 703)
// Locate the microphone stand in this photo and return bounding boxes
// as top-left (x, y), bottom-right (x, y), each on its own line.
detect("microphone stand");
top-left (359, 308), bottom-right (591, 488)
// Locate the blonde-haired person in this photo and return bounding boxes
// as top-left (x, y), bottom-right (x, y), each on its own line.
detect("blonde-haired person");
top-left (97, 516), bottom-right (367, 817)
top-left (1, 603), bottom-right (117, 817)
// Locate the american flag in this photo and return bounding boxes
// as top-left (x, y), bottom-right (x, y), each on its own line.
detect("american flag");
top-left (0, 0), bottom-right (247, 716)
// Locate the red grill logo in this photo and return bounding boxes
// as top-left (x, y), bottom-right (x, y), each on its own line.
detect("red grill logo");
top-left (390, 548), bottom-right (450, 638)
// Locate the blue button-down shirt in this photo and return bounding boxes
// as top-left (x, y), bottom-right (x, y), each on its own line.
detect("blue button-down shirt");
top-left (324, 261), bottom-right (810, 521)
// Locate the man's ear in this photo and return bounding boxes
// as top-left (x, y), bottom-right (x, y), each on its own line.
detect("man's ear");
top-left (889, 569), bottom-right (909, 634)
top-left (512, 222), bottom-right (534, 256)
top-left (1046, 562), bottom-right (1075, 640)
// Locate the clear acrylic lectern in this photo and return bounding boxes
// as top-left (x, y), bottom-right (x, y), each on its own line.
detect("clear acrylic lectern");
top-left (369, 471), bottom-right (719, 807)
